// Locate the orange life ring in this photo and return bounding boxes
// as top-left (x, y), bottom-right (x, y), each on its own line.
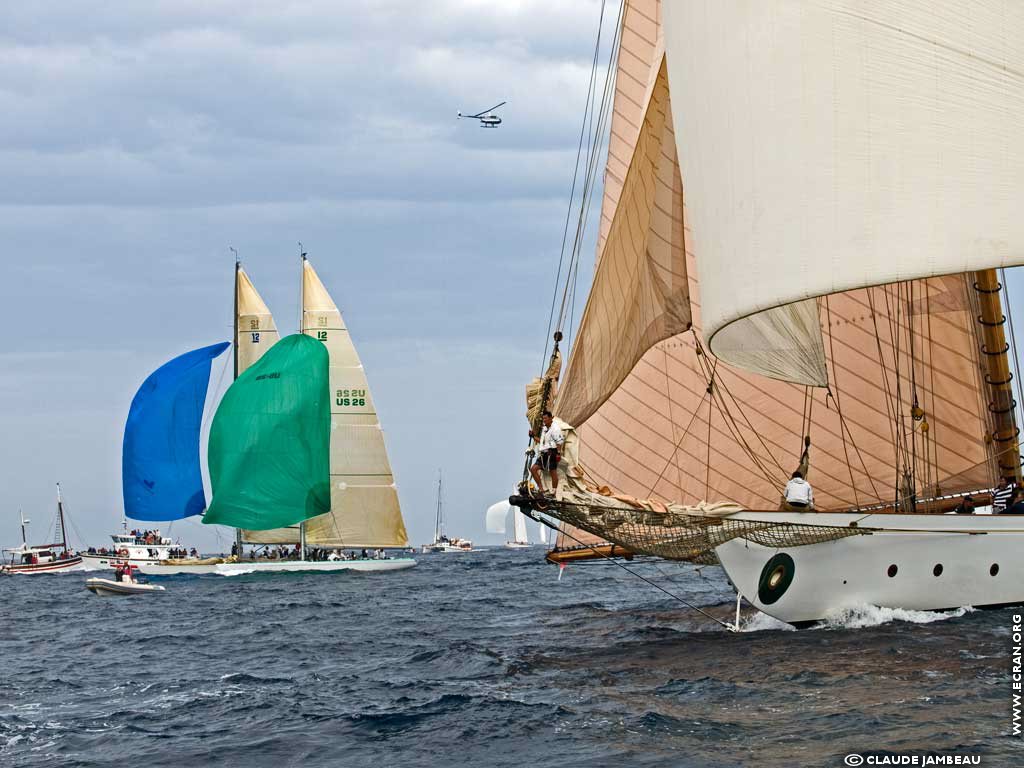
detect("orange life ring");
top-left (118, 548), bottom-right (129, 557)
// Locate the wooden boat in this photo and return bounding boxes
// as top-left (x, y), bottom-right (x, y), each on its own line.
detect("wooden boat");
top-left (1, 487), bottom-right (83, 575)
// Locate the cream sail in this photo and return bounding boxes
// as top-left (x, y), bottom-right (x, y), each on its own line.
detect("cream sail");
top-left (299, 257), bottom-right (410, 548)
top-left (515, 0), bottom-right (1024, 626)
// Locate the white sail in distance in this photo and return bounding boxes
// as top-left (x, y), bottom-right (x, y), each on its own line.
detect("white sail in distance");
top-left (512, 510), bottom-right (529, 545)
top-left (663, 0), bottom-right (1024, 385)
top-left (300, 257), bottom-right (410, 547)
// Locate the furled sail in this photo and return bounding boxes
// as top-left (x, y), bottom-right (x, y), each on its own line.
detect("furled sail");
top-left (122, 342), bottom-right (229, 521)
top-left (557, 0), bottom-right (999, 512)
top-left (203, 334), bottom-right (331, 530)
top-left (556, 54), bottom-right (689, 427)
top-left (663, 1), bottom-right (1024, 385)
top-left (299, 257), bottom-right (410, 547)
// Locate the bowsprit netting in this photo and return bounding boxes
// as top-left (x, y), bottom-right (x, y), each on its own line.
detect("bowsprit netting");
top-left (513, 491), bottom-right (871, 565)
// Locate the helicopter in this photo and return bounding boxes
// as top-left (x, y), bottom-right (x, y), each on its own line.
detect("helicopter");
top-left (457, 101), bottom-right (506, 128)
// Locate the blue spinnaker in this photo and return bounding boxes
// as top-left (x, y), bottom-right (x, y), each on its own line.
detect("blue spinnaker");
top-left (122, 342), bottom-right (230, 521)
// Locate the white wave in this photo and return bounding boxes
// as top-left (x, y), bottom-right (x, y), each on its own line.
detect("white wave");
top-left (215, 567), bottom-right (256, 577)
top-left (818, 603), bottom-right (975, 629)
top-left (740, 611), bottom-right (796, 632)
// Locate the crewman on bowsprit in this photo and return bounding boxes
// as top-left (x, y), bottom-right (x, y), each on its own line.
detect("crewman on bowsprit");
top-left (780, 436), bottom-right (814, 511)
top-left (529, 411), bottom-right (564, 497)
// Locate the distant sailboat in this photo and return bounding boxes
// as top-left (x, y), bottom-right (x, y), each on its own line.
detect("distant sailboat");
top-left (422, 470), bottom-right (472, 552)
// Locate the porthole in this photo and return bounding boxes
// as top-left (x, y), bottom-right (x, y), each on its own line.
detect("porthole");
top-left (991, 563), bottom-right (1000, 577)
top-left (887, 564), bottom-right (898, 578)
top-left (757, 553), bottom-right (796, 605)
top-left (933, 564), bottom-right (943, 577)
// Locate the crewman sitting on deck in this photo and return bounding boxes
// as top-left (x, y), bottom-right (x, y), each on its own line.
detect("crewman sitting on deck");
top-left (782, 471), bottom-right (814, 510)
top-left (779, 436), bottom-right (813, 510)
top-left (1004, 487), bottom-right (1024, 515)
top-left (992, 475), bottom-right (1017, 514)
top-left (953, 495), bottom-right (976, 514)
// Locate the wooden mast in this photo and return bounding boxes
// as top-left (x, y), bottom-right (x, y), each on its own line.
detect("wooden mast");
top-left (55, 483), bottom-right (69, 554)
top-left (972, 268), bottom-right (1021, 483)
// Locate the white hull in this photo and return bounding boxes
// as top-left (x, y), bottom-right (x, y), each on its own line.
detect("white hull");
top-left (82, 553), bottom-right (170, 571)
top-left (715, 511), bottom-right (1024, 626)
top-left (132, 558), bottom-right (418, 576)
top-left (1, 557), bottom-right (84, 575)
top-left (85, 577), bottom-right (166, 596)
top-left (503, 542), bottom-right (532, 549)
top-left (421, 545), bottom-right (473, 553)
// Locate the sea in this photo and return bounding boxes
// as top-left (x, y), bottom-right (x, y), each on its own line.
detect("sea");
top-left (2, 549), bottom-right (1021, 767)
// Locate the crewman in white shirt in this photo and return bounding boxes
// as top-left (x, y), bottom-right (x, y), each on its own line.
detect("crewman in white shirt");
top-left (530, 410), bottom-right (565, 495)
top-left (782, 471), bottom-right (814, 510)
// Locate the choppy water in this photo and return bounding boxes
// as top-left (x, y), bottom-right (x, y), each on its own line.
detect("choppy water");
top-left (2, 550), bottom-right (1021, 767)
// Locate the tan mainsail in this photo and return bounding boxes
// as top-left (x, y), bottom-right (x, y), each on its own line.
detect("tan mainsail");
top-left (556, 57), bottom-right (689, 428)
top-left (299, 258), bottom-right (410, 547)
top-left (555, 0), bottom-right (1006, 513)
top-left (234, 266), bottom-right (301, 545)
top-left (663, 1), bottom-right (1024, 385)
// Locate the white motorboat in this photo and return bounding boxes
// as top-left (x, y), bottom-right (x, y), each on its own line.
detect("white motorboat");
top-left (86, 564), bottom-right (166, 596)
top-left (81, 522), bottom-right (197, 571)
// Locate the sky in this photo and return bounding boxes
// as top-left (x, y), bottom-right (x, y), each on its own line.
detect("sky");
top-left (0, 0), bottom-right (614, 551)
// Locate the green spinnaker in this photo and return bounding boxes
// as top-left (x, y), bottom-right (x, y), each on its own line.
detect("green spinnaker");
top-left (203, 333), bottom-right (331, 530)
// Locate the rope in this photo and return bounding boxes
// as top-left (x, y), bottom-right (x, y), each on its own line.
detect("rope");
top-left (525, 506), bottom-right (737, 631)
top-left (823, 297), bottom-right (860, 507)
top-left (541, 0), bottom-right (612, 369)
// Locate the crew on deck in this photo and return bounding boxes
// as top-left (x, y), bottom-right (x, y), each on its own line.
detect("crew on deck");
top-left (953, 495), bottom-right (976, 514)
top-left (780, 436), bottom-right (814, 511)
top-left (992, 475), bottom-right (1017, 514)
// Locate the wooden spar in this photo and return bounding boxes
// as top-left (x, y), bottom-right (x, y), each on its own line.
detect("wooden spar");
top-left (972, 268), bottom-right (1021, 483)
top-left (545, 543), bottom-right (634, 564)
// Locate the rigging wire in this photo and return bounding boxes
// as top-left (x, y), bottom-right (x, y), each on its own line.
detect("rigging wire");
top-left (528, 509), bottom-right (737, 631)
top-left (541, 0), bottom-right (615, 369)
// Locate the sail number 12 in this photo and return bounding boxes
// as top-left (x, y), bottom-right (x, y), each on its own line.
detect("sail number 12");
top-left (337, 389), bottom-right (367, 407)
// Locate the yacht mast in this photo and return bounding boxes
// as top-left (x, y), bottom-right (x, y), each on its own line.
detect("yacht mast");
top-left (231, 249), bottom-right (244, 559)
top-left (299, 243), bottom-right (308, 561)
top-left (19, 509), bottom-right (29, 546)
top-left (55, 483), bottom-right (69, 554)
top-left (434, 470), bottom-right (443, 542)
top-left (973, 269), bottom-right (1022, 484)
